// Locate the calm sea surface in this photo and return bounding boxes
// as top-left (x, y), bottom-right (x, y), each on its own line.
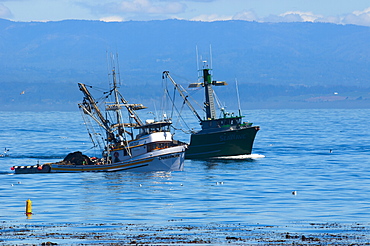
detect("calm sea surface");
top-left (1, 109), bottom-right (370, 244)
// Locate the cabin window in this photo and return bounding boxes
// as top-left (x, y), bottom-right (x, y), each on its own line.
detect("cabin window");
top-left (147, 142), bottom-right (170, 152)
top-left (140, 129), bottom-right (149, 135)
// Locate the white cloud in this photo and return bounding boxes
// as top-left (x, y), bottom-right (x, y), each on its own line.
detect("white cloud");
top-left (2, 0), bottom-right (370, 27)
top-left (341, 7), bottom-right (370, 26)
top-left (315, 16), bottom-right (341, 25)
top-left (269, 8), bottom-right (370, 27)
top-left (117, 0), bottom-right (185, 14)
top-left (232, 8), bottom-right (370, 27)
top-left (191, 13), bottom-right (232, 22)
top-left (263, 13), bottom-right (300, 23)
top-left (233, 10), bottom-right (322, 23)
top-left (280, 11), bottom-right (322, 22)
top-left (100, 15), bottom-right (125, 22)
top-left (233, 10), bottom-right (258, 22)
top-left (307, 8), bottom-right (370, 26)
top-left (81, 0), bottom-right (187, 20)
top-left (0, 3), bottom-right (12, 18)
top-left (352, 7), bottom-right (370, 16)
top-left (262, 11), bottom-right (323, 23)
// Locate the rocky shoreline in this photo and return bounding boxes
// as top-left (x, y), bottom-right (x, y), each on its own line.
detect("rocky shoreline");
top-left (1, 221), bottom-right (369, 245)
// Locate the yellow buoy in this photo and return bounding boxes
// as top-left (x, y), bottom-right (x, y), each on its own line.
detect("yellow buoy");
top-left (26, 199), bottom-right (32, 214)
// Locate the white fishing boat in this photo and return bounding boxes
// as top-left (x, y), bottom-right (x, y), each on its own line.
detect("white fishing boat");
top-left (12, 59), bottom-right (187, 174)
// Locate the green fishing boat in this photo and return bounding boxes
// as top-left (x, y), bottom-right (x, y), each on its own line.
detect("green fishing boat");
top-left (163, 65), bottom-right (260, 159)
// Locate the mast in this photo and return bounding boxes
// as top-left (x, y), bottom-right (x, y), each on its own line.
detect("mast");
top-left (107, 63), bottom-right (145, 128)
top-left (203, 68), bottom-right (216, 120)
top-left (112, 67), bottom-right (123, 135)
top-left (235, 78), bottom-right (242, 117)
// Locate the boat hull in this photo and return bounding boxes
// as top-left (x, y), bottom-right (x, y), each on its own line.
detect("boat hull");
top-left (185, 126), bottom-right (259, 159)
top-left (13, 146), bottom-right (186, 174)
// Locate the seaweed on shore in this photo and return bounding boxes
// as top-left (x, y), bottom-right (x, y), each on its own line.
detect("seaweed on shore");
top-left (1, 222), bottom-right (370, 245)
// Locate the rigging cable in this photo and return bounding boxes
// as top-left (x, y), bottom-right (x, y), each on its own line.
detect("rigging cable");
top-left (163, 80), bottom-right (193, 134)
top-left (168, 72), bottom-right (206, 114)
top-left (79, 108), bottom-right (105, 154)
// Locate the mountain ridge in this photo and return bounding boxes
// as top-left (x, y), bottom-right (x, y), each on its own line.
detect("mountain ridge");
top-left (1, 19), bottom-right (370, 110)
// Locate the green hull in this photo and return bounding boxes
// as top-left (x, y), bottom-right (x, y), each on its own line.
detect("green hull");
top-left (163, 68), bottom-right (260, 159)
top-left (185, 126), bottom-right (259, 159)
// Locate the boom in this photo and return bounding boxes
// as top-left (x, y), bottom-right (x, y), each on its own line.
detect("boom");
top-left (162, 71), bottom-right (202, 122)
top-left (78, 83), bottom-right (111, 132)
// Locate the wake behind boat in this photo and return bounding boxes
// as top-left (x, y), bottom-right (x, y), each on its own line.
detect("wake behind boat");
top-left (163, 60), bottom-right (259, 159)
top-left (12, 59), bottom-right (187, 174)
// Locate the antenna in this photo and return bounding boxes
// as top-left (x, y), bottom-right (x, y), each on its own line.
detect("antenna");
top-left (152, 102), bottom-right (158, 121)
top-left (116, 53), bottom-right (122, 86)
top-left (196, 45), bottom-right (199, 71)
top-left (106, 51), bottom-right (111, 85)
top-left (209, 44), bottom-right (213, 71)
top-left (235, 78), bottom-right (242, 117)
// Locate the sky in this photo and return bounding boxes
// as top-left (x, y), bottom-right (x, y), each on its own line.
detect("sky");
top-left (1, 0), bottom-right (370, 26)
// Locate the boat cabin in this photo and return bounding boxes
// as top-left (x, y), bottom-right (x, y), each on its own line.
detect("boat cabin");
top-left (135, 121), bottom-right (172, 138)
top-left (110, 121), bottom-right (178, 163)
top-left (200, 116), bottom-right (243, 130)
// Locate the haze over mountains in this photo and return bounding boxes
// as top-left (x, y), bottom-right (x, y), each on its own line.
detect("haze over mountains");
top-left (1, 18), bottom-right (370, 111)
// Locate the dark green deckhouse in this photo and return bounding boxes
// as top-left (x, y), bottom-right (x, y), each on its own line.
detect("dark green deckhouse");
top-left (163, 66), bottom-right (259, 159)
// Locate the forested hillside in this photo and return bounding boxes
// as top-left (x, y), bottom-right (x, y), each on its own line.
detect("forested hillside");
top-left (1, 19), bottom-right (370, 110)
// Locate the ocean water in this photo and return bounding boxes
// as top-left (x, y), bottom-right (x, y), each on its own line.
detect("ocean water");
top-left (1, 109), bottom-right (370, 245)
